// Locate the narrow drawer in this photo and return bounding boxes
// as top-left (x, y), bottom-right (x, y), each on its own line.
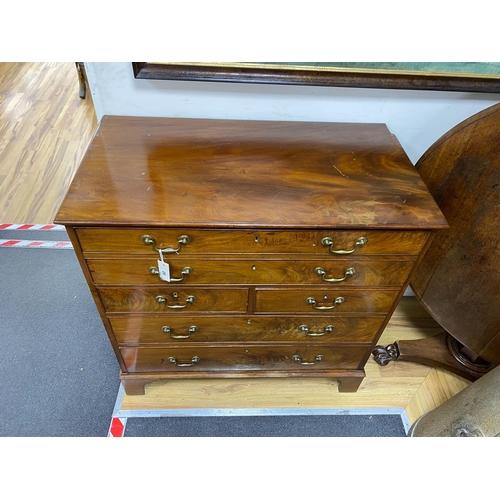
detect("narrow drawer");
top-left (98, 287), bottom-right (249, 313)
top-left (87, 257), bottom-right (415, 286)
top-left (110, 314), bottom-right (386, 344)
top-left (254, 288), bottom-right (400, 314)
top-left (76, 227), bottom-right (429, 256)
top-left (120, 344), bottom-right (369, 373)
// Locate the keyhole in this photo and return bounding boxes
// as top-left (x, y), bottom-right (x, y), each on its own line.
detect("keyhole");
top-left (324, 295), bottom-right (328, 300)
top-left (254, 236), bottom-right (259, 243)
top-left (173, 292), bottom-right (178, 298)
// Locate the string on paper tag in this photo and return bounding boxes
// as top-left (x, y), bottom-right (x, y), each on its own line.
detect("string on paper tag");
top-left (157, 249), bottom-right (171, 281)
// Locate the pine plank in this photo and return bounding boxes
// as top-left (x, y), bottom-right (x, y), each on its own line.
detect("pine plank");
top-left (405, 368), bottom-right (470, 425)
top-left (120, 376), bottom-right (425, 411)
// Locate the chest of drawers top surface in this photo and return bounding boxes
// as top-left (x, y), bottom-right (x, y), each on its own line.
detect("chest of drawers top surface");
top-left (55, 115), bottom-right (447, 230)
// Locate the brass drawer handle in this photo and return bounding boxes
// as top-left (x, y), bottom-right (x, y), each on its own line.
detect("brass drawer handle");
top-left (168, 356), bottom-right (200, 367)
top-left (298, 325), bottom-right (334, 337)
top-left (156, 295), bottom-right (196, 308)
top-left (149, 266), bottom-right (193, 282)
top-left (306, 296), bottom-right (345, 310)
top-left (314, 266), bottom-right (355, 283)
top-left (162, 325), bottom-right (198, 339)
top-left (141, 234), bottom-right (190, 254)
top-left (321, 236), bottom-right (367, 254)
top-left (292, 354), bottom-right (324, 365)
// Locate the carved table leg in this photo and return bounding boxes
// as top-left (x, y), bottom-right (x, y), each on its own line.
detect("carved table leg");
top-left (372, 331), bottom-right (495, 382)
top-left (372, 342), bottom-right (400, 366)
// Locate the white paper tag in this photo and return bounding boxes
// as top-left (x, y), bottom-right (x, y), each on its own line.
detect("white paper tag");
top-left (157, 260), bottom-right (171, 281)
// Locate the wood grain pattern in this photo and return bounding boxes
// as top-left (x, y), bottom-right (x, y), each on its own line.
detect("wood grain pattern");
top-left (120, 373), bottom-right (421, 408)
top-left (133, 62), bottom-right (500, 94)
top-left (75, 227), bottom-right (430, 255)
top-left (120, 344), bottom-right (369, 372)
top-left (0, 62), bottom-right (97, 223)
top-left (110, 314), bottom-right (386, 344)
top-left (98, 287), bottom-right (249, 313)
top-left (405, 367), bottom-right (470, 425)
top-left (411, 102), bottom-right (500, 365)
top-left (254, 288), bottom-right (399, 313)
top-left (56, 117), bottom-right (446, 395)
top-left (88, 257), bottom-right (415, 286)
top-left (54, 116), bottom-right (447, 229)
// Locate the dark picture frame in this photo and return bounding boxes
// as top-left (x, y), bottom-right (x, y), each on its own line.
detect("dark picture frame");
top-left (132, 62), bottom-right (500, 93)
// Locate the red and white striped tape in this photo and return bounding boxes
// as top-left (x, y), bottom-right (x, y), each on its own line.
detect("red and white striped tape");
top-left (108, 417), bottom-right (127, 437)
top-left (0, 223), bottom-right (65, 230)
top-left (0, 223), bottom-right (71, 249)
top-left (0, 239), bottom-right (73, 248)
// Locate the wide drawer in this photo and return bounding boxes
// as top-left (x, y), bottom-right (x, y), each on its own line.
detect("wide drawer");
top-left (110, 314), bottom-right (386, 344)
top-left (254, 288), bottom-right (400, 314)
top-left (76, 228), bottom-right (429, 256)
top-left (88, 257), bottom-right (415, 286)
top-left (98, 287), bottom-right (249, 313)
top-left (120, 344), bottom-right (369, 373)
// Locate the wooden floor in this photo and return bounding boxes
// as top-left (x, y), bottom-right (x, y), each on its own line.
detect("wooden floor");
top-left (0, 62), bottom-right (470, 427)
top-left (0, 62), bottom-right (97, 223)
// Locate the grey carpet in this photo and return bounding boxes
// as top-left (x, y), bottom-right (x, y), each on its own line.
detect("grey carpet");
top-left (0, 228), bottom-right (71, 242)
top-left (124, 414), bottom-right (406, 437)
top-left (0, 242), bottom-right (406, 437)
top-left (0, 247), bottom-right (119, 436)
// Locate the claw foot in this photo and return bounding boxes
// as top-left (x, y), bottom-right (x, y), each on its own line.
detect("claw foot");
top-left (372, 342), bottom-right (400, 366)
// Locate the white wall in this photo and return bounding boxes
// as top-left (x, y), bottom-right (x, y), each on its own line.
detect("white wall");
top-left (85, 62), bottom-right (500, 165)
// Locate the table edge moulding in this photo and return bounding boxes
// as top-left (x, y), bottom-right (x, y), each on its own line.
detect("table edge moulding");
top-left (55, 115), bottom-right (448, 396)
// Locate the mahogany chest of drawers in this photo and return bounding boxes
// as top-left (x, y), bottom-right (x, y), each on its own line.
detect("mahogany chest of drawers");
top-left (55, 116), bottom-right (447, 395)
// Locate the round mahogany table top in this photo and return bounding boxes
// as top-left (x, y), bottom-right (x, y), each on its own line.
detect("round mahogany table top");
top-left (410, 103), bottom-right (500, 365)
